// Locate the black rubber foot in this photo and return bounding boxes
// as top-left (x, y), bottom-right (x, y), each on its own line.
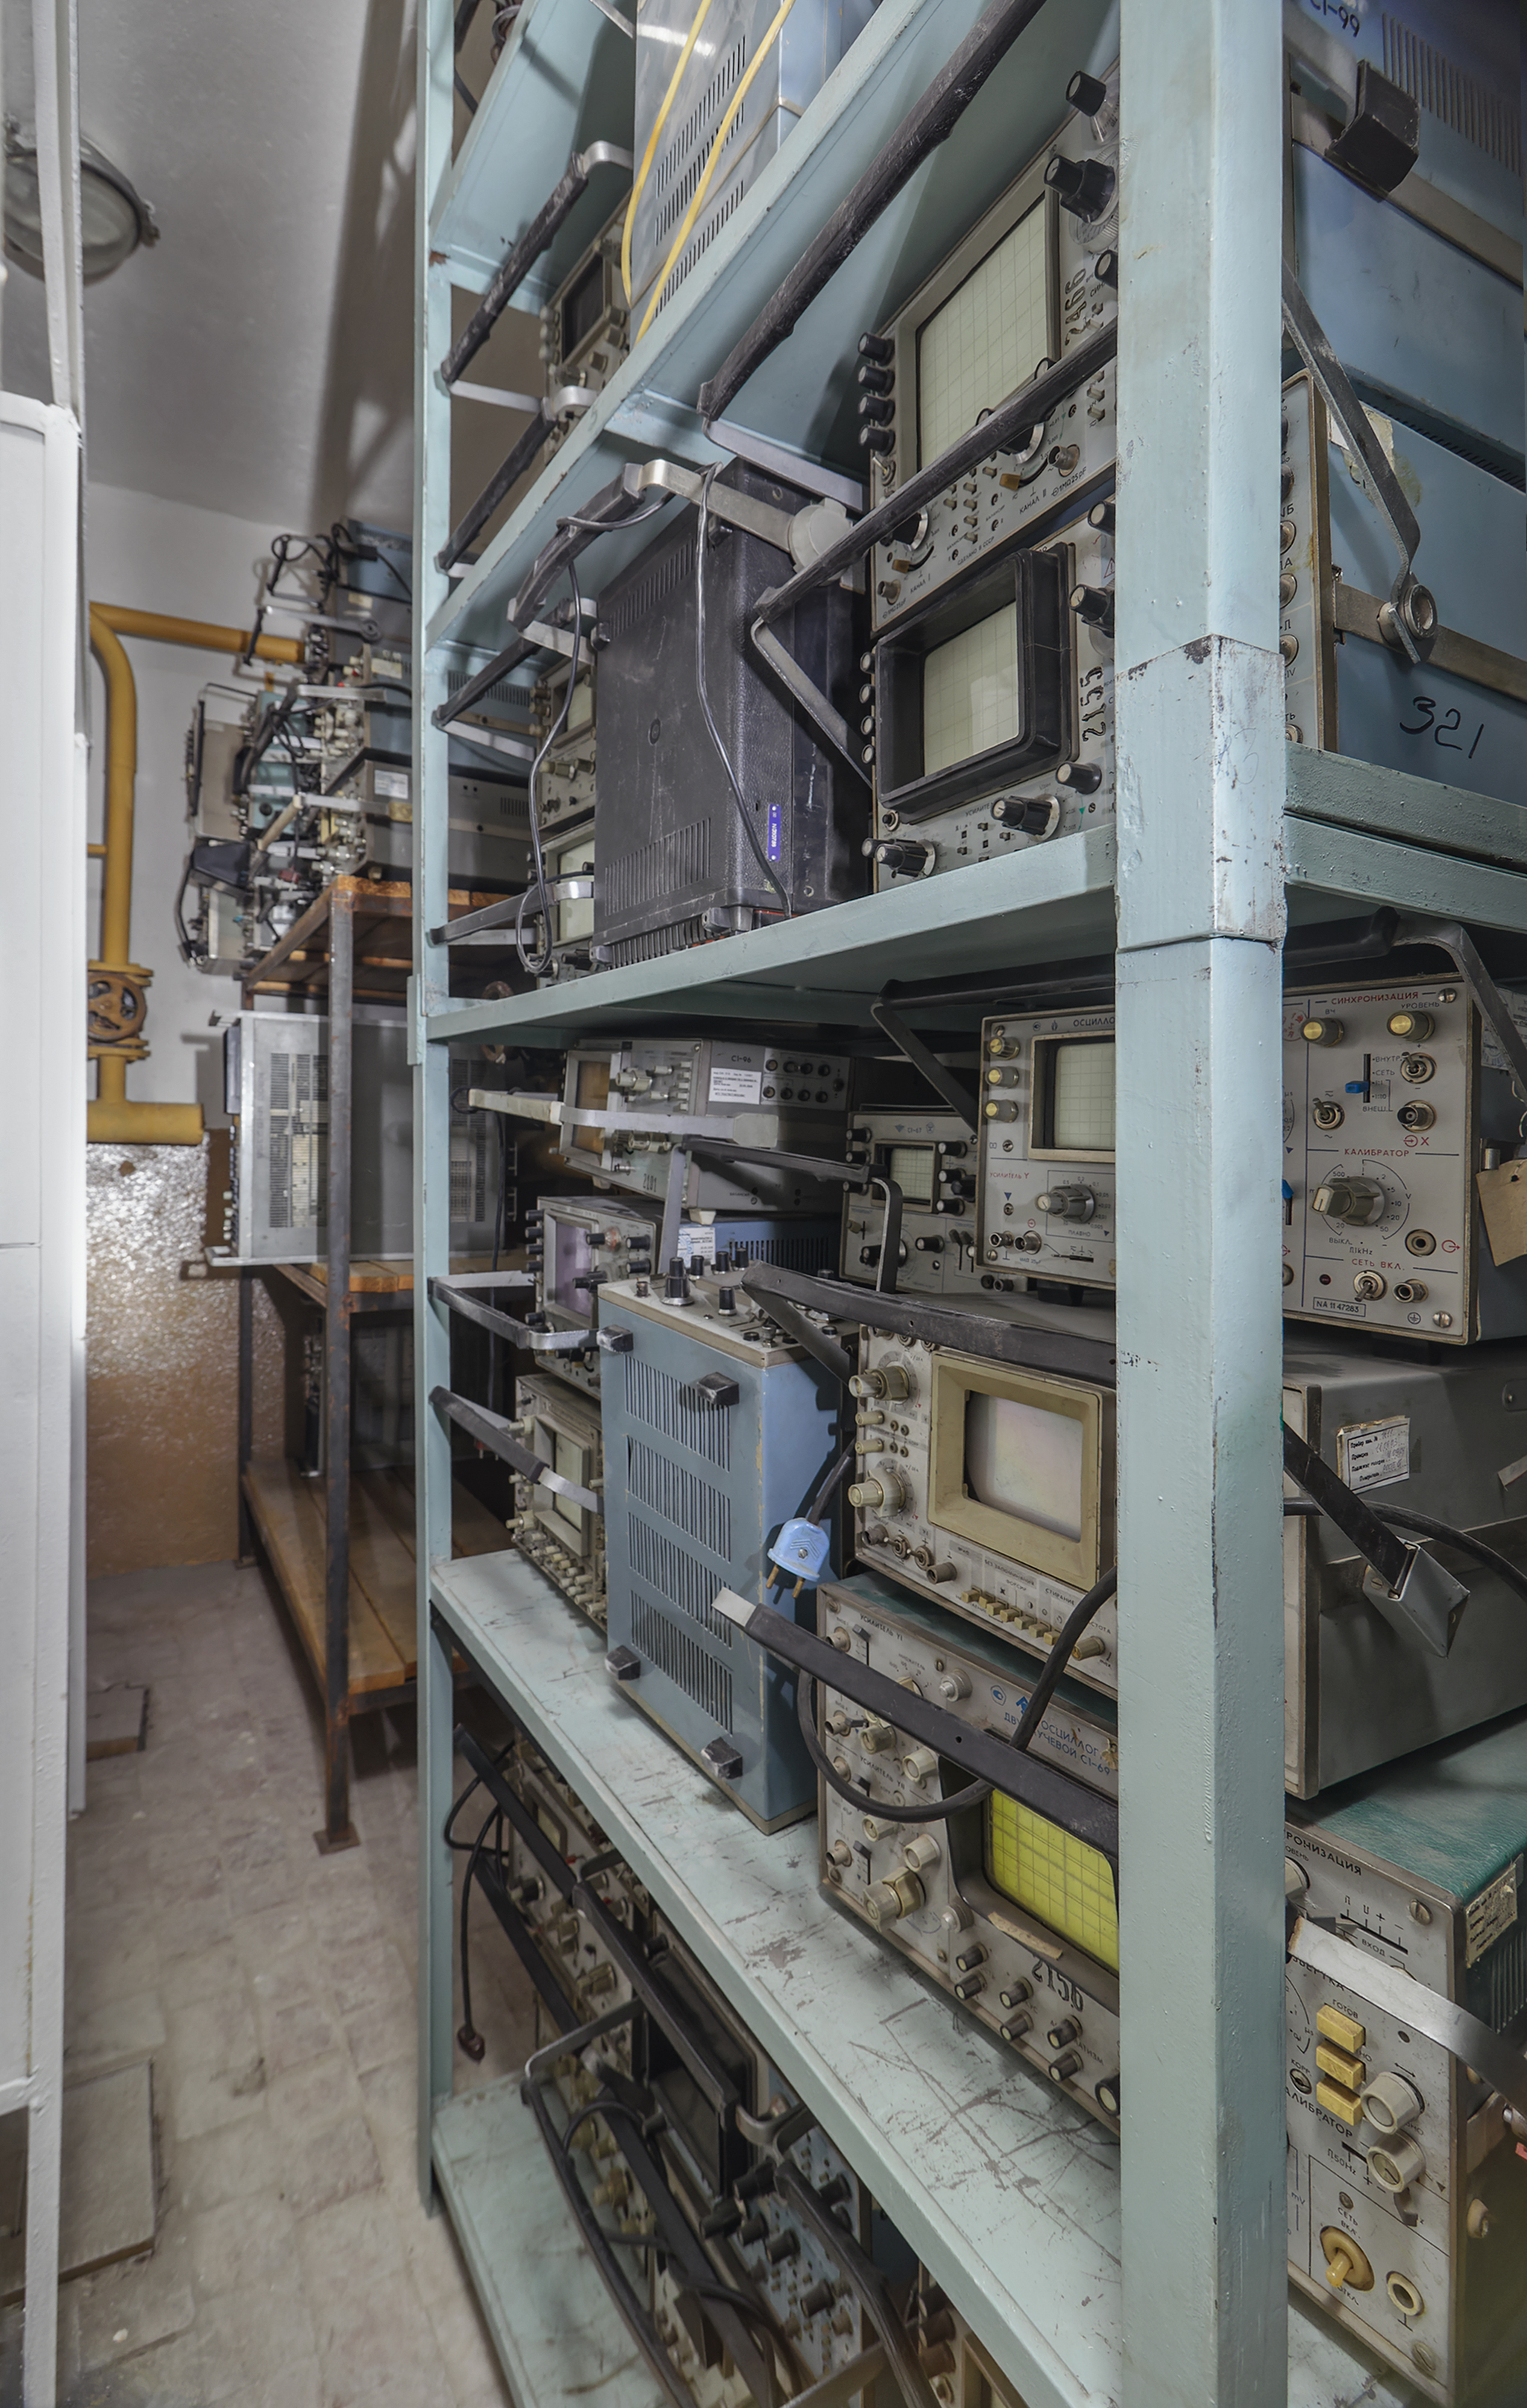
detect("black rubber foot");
top-left (457, 2024), bottom-right (487, 2062)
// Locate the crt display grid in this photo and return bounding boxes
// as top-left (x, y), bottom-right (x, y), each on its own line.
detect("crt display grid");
top-left (1052, 1040), bottom-right (1116, 1151)
top-left (987, 1794), bottom-right (1119, 1972)
top-left (917, 202), bottom-right (1050, 466)
top-left (922, 606), bottom-right (1020, 776)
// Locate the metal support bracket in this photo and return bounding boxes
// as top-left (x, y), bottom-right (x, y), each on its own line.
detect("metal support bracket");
top-left (431, 1386), bottom-right (604, 1510)
top-left (740, 1261), bottom-right (1118, 1386)
top-left (429, 1274), bottom-right (593, 1355)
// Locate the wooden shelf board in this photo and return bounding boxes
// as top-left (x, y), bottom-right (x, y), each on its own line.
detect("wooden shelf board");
top-left (244, 1457), bottom-right (506, 1700)
top-left (428, 1549), bottom-right (1415, 2408)
top-left (433, 2073), bottom-right (669, 2408)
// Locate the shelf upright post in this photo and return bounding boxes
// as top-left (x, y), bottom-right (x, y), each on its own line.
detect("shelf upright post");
top-left (413, 0), bottom-right (461, 2207)
top-left (1112, 2), bottom-right (1288, 2402)
top-left (320, 890), bottom-right (359, 1852)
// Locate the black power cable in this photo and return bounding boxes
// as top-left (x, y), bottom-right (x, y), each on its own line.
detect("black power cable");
top-left (515, 560), bottom-right (584, 977)
top-left (803, 1565), bottom-right (1118, 1823)
top-left (695, 466), bottom-right (790, 918)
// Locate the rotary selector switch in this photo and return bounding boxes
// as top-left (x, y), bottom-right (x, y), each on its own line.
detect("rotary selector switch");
top-left (1311, 1174), bottom-right (1388, 1227)
top-left (1036, 1183), bottom-right (1098, 1222)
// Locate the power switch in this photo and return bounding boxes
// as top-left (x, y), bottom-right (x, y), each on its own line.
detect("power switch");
top-left (1315, 2004), bottom-right (1366, 2055)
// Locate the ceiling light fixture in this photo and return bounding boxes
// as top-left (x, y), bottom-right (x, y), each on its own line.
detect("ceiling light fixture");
top-left (3, 122), bottom-right (160, 283)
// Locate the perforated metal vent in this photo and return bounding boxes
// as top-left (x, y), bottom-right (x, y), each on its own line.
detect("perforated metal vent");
top-left (631, 1591), bottom-right (735, 1727)
top-left (627, 1441), bottom-right (733, 1559)
top-left (602, 818), bottom-right (711, 917)
top-left (1382, 15), bottom-right (1521, 173)
top-left (656, 180), bottom-right (748, 314)
top-left (605, 539), bottom-right (696, 640)
top-left (628, 1512), bottom-right (736, 1642)
top-left (607, 918), bottom-right (707, 967)
top-left (623, 1357), bottom-right (732, 1468)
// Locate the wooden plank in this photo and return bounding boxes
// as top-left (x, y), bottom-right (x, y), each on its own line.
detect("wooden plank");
top-left (372, 1467), bottom-right (510, 1562)
top-left (346, 1477), bottom-right (424, 1682)
top-left (242, 1457), bottom-right (409, 1697)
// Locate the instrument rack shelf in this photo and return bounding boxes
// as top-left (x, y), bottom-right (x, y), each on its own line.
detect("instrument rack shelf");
top-left (412, 0), bottom-right (1527, 2401)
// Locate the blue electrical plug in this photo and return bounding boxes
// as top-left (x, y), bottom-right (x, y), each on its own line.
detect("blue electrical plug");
top-left (766, 1517), bottom-right (831, 1597)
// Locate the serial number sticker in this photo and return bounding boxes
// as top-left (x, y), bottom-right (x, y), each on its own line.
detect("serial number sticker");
top-left (1335, 1415), bottom-right (1410, 1494)
top-left (374, 767), bottom-right (409, 801)
top-left (708, 1066), bottom-right (763, 1105)
top-left (1466, 1861), bottom-right (1520, 1967)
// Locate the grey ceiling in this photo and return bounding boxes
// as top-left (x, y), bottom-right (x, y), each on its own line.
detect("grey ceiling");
top-left (2, 0), bottom-right (424, 532)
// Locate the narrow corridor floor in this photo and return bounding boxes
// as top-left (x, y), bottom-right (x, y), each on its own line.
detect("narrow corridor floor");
top-left (21, 1556), bottom-right (536, 2408)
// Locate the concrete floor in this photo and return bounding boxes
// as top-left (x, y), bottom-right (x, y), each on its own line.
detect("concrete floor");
top-left (36, 1556), bottom-right (537, 2408)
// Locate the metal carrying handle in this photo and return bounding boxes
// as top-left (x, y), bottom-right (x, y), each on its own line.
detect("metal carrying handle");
top-left (1280, 265), bottom-right (1432, 664)
top-left (440, 143), bottom-right (634, 389)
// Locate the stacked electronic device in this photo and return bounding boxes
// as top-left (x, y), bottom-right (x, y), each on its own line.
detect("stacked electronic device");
top-left (429, 13), bottom-right (1527, 2405)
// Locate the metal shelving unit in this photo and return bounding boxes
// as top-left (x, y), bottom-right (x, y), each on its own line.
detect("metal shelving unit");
top-left (412, 1), bottom-right (1526, 2401)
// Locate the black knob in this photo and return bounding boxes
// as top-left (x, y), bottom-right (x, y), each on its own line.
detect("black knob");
top-left (571, 1273), bottom-right (606, 1291)
top-left (858, 1245), bottom-right (881, 1267)
top-left (858, 332), bottom-right (893, 364)
top-left (764, 2230), bottom-right (800, 2265)
top-left (941, 1173), bottom-right (977, 1198)
top-left (816, 2174), bottom-right (852, 2207)
top-left (1057, 759), bottom-right (1103, 794)
top-left (735, 2163), bottom-right (776, 2201)
top-left (1095, 248), bottom-right (1118, 288)
top-left (1087, 500), bottom-right (1115, 536)
top-left (857, 394), bottom-right (894, 425)
top-left (913, 1236), bottom-right (944, 1254)
top-left (937, 1141), bottom-right (968, 1159)
top-left (1043, 154), bottom-right (1116, 221)
top-left (1067, 68), bottom-right (1108, 115)
top-left (664, 1256), bottom-right (688, 1301)
top-left (991, 796), bottom-right (1058, 834)
top-left (699, 2200), bottom-right (743, 2238)
top-left (872, 839), bottom-right (933, 876)
top-left (738, 2213), bottom-right (769, 2245)
top-left (858, 425), bottom-right (895, 455)
top-left (802, 2280), bottom-right (835, 2318)
top-left (1070, 582), bottom-right (1115, 635)
top-left (717, 1284), bottom-right (737, 1314)
top-left (857, 362), bottom-right (893, 395)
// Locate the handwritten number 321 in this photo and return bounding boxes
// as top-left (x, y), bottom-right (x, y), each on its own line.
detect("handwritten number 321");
top-left (1399, 697), bottom-right (1485, 760)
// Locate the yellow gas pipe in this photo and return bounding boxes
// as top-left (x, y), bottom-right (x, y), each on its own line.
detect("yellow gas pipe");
top-left (86, 604), bottom-right (303, 1145)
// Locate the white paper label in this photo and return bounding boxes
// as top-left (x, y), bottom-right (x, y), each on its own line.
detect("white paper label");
top-left (1335, 1417), bottom-right (1410, 1494)
top-left (374, 767), bottom-right (409, 801)
top-left (708, 1066), bottom-right (763, 1105)
top-left (676, 1226), bottom-right (719, 1266)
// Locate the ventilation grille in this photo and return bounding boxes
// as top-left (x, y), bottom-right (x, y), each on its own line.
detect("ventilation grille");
top-left (655, 42), bottom-right (748, 244)
top-left (654, 36), bottom-right (747, 200)
top-left (627, 1440), bottom-right (731, 1559)
top-left (624, 1357), bottom-right (732, 1466)
top-left (444, 666), bottom-right (527, 711)
top-left (1381, 16), bottom-right (1521, 173)
top-left (629, 1512), bottom-right (735, 1642)
top-left (609, 917), bottom-right (705, 967)
top-left (631, 1591), bottom-right (734, 1726)
top-left (755, 1229), bottom-right (834, 1271)
top-left (603, 819), bottom-right (711, 918)
top-left (1470, 1921), bottom-right (1527, 2035)
top-left (657, 180), bottom-right (748, 314)
top-left (608, 538), bottom-right (696, 640)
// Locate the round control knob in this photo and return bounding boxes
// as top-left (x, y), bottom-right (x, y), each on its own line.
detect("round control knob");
top-left (1036, 1184), bottom-right (1097, 1222)
top-left (984, 1101), bottom-right (1019, 1122)
top-left (1048, 2049), bottom-right (1084, 2083)
top-left (1056, 758), bottom-right (1103, 795)
top-left (1043, 153), bottom-right (1116, 221)
top-left (848, 1470), bottom-right (907, 1512)
top-left (1388, 1010), bottom-right (1434, 1041)
top-left (1068, 582), bottom-right (1115, 635)
top-left (952, 1970), bottom-right (986, 2000)
top-left (859, 1720), bottom-right (895, 1754)
top-left (871, 839), bottom-right (935, 877)
top-left (986, 1066), bottom-right (1018, 1087)
top-left (1367, 2133), bottom-right (1426, 2195)
top-left (1301, 1017), bottom-right (1344, 1048)
top-left (849, 1364), bottom-right (912, 1401)
top-left (901, 1834), bottom-right (940, 1870)
top-left (865, 1870), bottom-right (925, 1927)
top-left (1311, 1175), bottom-right (1387, 1227)
top-left (1047, 2018), bottom-right (1081, 2050)
top-left (1361, 2071), bottom-right (1424, 2135)
top-left (902, 1746), bottom-right (939, 1785)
